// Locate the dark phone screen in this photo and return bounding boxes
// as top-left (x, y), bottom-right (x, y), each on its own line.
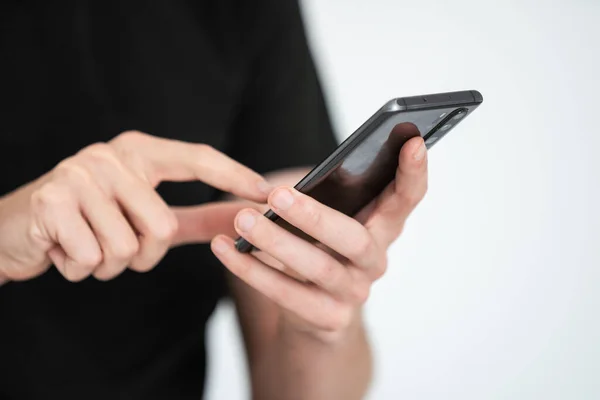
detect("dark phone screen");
top-left (303, 106), bottom-right (463, 218)
top-left (272, 106), bottom-right (469, 243)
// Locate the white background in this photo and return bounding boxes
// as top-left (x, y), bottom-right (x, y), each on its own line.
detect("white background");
top-left (206, 0), bottom-right (600, 399)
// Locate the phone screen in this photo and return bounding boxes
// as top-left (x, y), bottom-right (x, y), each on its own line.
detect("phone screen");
top-left (300, 106), bottom-right (467, 219)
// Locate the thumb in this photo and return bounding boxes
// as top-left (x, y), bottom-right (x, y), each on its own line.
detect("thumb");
top-left (170, 201), bottom-right (261, 247)
top-left (365, 137), bottom-right (428, 245)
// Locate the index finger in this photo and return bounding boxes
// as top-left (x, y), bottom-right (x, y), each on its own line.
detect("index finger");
top-left (111, 132), bottom-right (271, 202)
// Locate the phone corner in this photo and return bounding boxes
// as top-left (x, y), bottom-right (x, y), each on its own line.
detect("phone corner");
top-left (470, 90), bottom-right (484, 103)
top-left (384, 98), bottom-right (407, 112)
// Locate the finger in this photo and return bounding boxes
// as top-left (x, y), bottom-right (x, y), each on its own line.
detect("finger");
top-left (172, 202), bottom-right (299, 278)
top-left (30, 183), bottom-right (102, 281)
top-left (110, 132), bottom-right (272, 202)
top-left (266, 187), bottom-right (382, 273)
top-left (234, 209), bottom-right (368, 302)
top-left (367, 136), bottom-right (428, 243)
top-left (98, 167), bottom-right (175, 272)
top-left (252, 251), bottom-right (308, 282)
top-left (74, 181), bottom-right (139, 281)
top-left (211, 235), bottom-right (354, 332)
top-left (171, 201), bottom-right (258, 246)
top-left (75, 147), bottom-right (179, 272)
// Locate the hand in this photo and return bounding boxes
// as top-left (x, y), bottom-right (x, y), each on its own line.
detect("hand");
top-left (210, 136), bottom-right (428, 342)
top-left (0, 131), bottom-right (270, 283)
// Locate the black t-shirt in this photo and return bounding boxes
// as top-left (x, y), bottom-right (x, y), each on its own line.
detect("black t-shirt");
top-left (0, 1), bottom-right (337, 399)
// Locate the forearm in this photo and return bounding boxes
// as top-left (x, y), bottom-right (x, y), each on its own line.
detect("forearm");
top-left (251, 311), bottom-right (373, 400)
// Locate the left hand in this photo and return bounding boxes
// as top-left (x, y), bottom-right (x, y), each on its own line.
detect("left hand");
top-left (210, 136), bottom-right (428, 342)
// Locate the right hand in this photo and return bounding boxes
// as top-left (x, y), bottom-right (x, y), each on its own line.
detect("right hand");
top-left (0, 131), bottom-right (270, 283)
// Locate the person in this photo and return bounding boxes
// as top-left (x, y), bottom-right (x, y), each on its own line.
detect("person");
top-left (0, 1), bottom-right (428, 399)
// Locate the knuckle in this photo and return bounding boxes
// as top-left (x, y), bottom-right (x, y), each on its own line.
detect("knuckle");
top-left (415, 181), bottom-right (428, 203)
top-left (129, 257), bottom-right (158, 273)
top-left (192, 144), bottom-right (219, 172)
top-left (347, 232), bottom-right (375, 260)
top-left (300, 200), bottom-right (322, 228)
top-left (31, 183), bottom-right (71, 211)
top-left (54, 158), bottom-right (91, 184)
top-left (92, 267), bottom-right (123, 281)
top-left (260, 227), bottom-right (285, 251)
top-left (92, 271), bottom-right (112, 281)
top-left (113, 130), bottom-right (149, 146)
top-left (398, 184), bottom-right (427, 208)
top-left (150, 215), bottom-right (178, 242)
top-left (350, 281), bottom-right (371, 304)
top-left (78, 251), bottom-right (103, 270)
top-left (313, 259), bottom-right (342, 288)
top-left (63, 270), bottom-right (87, 283)
top-left (165, 213), bottom-right (180, 239)
top-left (27, 221), bottom-right (45, 242)
top-left (195, 143), bottom-right (215, 156)
top-left (64, 259), bottom-right (98, 282)
top-left (321, 304), bottom-right (353, 332)
top-left (115, 146), bottom-right (146, 179)
top-left (244, 214), bottom-right (279, 248)
top-left (109, 237), bottom-right (140, 260)
top-left (81, 142), bottom-right (119, 165)
top-left (398, 190), bottom-right (420, 208)
top-left (372, 254), bottom-right (388, 280)
top-left (233, 258), bottom-right (253, 277)
top-left (80, 251), bottom-right (103, 269)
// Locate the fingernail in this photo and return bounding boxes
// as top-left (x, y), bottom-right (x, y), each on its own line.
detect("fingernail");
top-left (413, 140), bottom-right (426, 161)
top-left (212, 237), bottom-right (229, 254)
top-left (236, 211), bottom-right (256, 232)
top-left (270, 188), bottom-right (294, 211)
top-left (257, 180), bottom-right (273, 195)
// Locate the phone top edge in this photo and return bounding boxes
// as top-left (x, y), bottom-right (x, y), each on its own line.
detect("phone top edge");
top-left (470, 90), bottom-right (484, 103)
top-left (401, 90), bottom-right (482, 110)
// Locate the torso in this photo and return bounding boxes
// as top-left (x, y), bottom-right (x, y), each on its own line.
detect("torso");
top-left (0, 1), bottom-right (256, 398)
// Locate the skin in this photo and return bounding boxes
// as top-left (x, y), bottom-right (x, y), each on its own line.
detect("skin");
top-left (0, 131), bottom-right (428, 400)
top-left (215, 136), bottom-right (428, 400)
top-left (0, 131), bottom-right (271, 283)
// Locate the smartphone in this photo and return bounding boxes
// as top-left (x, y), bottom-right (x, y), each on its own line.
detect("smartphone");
top-left (235, 90), bottom-right (483, 253)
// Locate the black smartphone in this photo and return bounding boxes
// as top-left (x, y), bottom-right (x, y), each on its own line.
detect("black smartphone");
top-left (235, 90), bottom-right (483, 253)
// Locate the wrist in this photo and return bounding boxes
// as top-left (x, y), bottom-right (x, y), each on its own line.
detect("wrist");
top-left (256, 309), bottom-right (372, 400)
top-left (277, 308), bottom-right (366, 347)
top-left (0, 178), bottom-right (51, 281)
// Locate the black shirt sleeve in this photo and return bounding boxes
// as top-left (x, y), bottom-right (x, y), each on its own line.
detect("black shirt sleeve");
top-left (227, 0), bottom-right (338, 175)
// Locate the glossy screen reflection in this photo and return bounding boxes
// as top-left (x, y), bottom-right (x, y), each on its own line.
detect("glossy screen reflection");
top-left (274, 106), bottom-right (466, 241)
top-left (304, 107), bottom-right (462, 217)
